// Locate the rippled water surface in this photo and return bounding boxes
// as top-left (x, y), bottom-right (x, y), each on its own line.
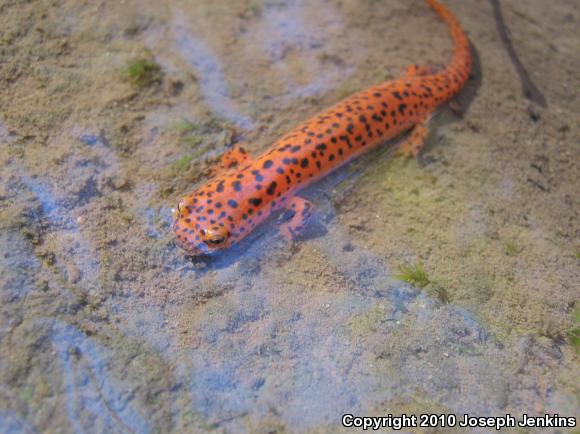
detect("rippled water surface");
top-left (1, 0), bottom-right (579, 432)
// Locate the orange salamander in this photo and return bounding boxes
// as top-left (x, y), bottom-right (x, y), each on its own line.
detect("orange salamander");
top-left (172, 0), bottom-right (472, 255)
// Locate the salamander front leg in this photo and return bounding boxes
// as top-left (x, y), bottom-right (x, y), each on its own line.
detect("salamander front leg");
top-left (279, 196), bottom-right (313, 241)
top-left (209, 144), bottom-right (252, 177)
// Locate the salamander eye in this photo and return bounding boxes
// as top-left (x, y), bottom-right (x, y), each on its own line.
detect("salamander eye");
top-left (172, 200), bottom-right (186, 220)
top-left (207, 236), bottom-right (225, 245)
top-left (200, 227), bottom-right (229, 247)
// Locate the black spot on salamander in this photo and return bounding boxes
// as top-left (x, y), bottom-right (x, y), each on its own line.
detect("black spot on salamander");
top-left (290, 145), bottom-right (301, 153)
top-left (233, 181), bottom-right (242, 192)
top-left (266, 182), bottom-right (277, 195)
top-left (263, 160), bottom-right (273, 169)
top-left (228, 199), bottom-right (238, 208)
top-left (251, 170), bottom-right (264, 182)
top-left (276, 167), bottom-right (284, 174)
top-left (315, 143), bottom-right (327, 151)
top-left (300, 158), bottom-right (309, 168)
top-left (216, 181), bottom-right (224, 193)
top-left (398, 104), bottom-right (407, 115)
top-left (393, 91), bottom-right (403, 100)
top-left (249, 198), bottom-right (262, 207)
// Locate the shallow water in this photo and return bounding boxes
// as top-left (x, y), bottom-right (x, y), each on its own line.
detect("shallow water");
top-left (1, 0), bottom-right (579, 432)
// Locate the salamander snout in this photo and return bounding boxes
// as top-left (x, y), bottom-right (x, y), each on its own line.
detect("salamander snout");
top-left (171, 198), bottom-right (232, 255)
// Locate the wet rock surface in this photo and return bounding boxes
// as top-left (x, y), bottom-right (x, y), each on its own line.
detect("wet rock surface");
top-left (0, 0), bottom-right (579, 432)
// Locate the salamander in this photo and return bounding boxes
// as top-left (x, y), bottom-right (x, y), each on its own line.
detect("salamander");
top-left (172, 0), bottom-right (472, 255)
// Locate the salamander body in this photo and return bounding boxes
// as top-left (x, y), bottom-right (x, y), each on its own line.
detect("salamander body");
top-left (172, 0), bottom-right (472, 255)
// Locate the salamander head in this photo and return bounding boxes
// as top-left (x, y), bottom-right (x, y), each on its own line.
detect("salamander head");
top-left (172, 195), bottom-right (234, 255)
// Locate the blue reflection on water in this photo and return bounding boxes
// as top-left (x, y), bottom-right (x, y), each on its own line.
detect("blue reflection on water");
top-left (20, 174), bottom-right (102, 288)
top-left (21, 176), bottom-right (63, 226)
top-left (172, 15), bottom-right (255, 130)
top-left (258, 0), bottom-right (353, 99)
top-left (50, 319), bottom-right (151, 434)
top-left (0, 411), bottom-right (39, 434)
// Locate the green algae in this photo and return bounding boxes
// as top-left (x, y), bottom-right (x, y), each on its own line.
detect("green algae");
top-left (171, 155), bottom-right (194, 171)
top-left (395, 263), bottom-right (430, 288)
top-left (170, 119), bottom-right (198, 133)
top-left (125, 56), bottom-right (162, 87)
top-left (504, 240), bottom-right (520, 256)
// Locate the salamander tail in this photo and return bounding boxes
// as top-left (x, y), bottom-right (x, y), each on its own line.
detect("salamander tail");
top-left (425, 0), bottom-right (472, 92)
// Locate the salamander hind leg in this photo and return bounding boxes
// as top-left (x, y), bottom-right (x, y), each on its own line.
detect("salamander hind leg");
top-left (404, 64), bottom-right (436, 78)
top-left (279, 196), bottom-right (313, 241)
top-left (209, 144), bottom-right (252, 177)
top-left (396, 120), bottom-right (430, 158)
